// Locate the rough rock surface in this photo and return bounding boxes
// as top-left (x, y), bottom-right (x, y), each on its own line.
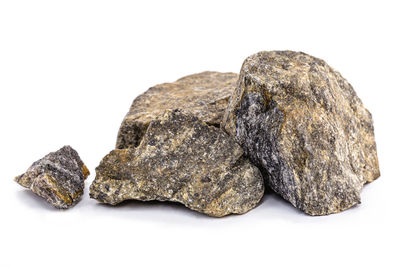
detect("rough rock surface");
top-left (15, 146), bottom-right (90, 209)
top-left (116, 71), bottom-right (238, 149)
top-left (222, 51), bottom-right (380, 215)
top-left (91, 109), bottom-right (264, 217)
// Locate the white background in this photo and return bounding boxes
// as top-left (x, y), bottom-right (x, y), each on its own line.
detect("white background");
top-left (1, 1), bottom-right (399, 266)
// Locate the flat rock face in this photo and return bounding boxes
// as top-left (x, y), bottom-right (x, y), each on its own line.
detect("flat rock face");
top-left (222, 51), bottom-right (380, 215)
top-left (91, 109), bottom-right (264, 217)
top-left (116, 71), bottom-right (238, 149)
top-left (15, 146), bottom-right (90, 209)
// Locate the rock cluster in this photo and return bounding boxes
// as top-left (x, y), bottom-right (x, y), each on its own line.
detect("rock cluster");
top-left (15, 146), bottom-right (89, 209)
top-left (222, 51), bottom-right (380, 215)
top-left (15, 51), bottom-right (380, 217)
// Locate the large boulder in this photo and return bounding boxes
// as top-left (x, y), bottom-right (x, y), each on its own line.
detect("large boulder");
top-left (222, 51), bottom-right (380, 215)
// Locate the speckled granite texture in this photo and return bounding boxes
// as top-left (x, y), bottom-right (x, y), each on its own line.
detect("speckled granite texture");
top-left (222, 51), bottom-right (380, 215)
top-left (15, 146), bottom-right (90, 209)
top-left (116, 71), bottom-right (238, 149)
top-left (91, 109), bottom-right (264, 217)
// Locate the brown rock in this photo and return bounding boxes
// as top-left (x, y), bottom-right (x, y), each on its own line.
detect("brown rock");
top-left (116, 71), bottom-right (238, 149)
top-left (91, 109), bottom-right (264, 217)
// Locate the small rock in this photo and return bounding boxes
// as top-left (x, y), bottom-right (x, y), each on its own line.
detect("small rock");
top-left (91, 109), bottom-right (264, 217)
top-left (116, 71), bottom-right (238, 149)
top-left (222, 51), bottom-right (380, 215)
top-left (15, 146), bottom-right (90, 209)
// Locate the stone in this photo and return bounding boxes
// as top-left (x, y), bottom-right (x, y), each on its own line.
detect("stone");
top-left (222, 51), bottom-right (380, 215)
top-left (15, 146), bottom-right (90, 209)
top-left (116, 71), bottom-right (238, 149)
top-left (90, 109), bottom-right (264, 217)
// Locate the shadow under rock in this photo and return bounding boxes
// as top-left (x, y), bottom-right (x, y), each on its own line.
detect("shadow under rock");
top-left (16, 189), bottom-right (61, 211)
top-left (90, 186), bottom-right (305, 221)
top-left (259, 185), bottom-right (365, 220)
top-left (257, 186), bottom-right (310, 219)
top-left (92, 196), bottom-right (269, 222)
top-left (95, 198), bottom-right (217, 220)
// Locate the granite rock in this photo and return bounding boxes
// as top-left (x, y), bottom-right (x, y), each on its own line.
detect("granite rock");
top-left (15, 146), bottom-right (90, 209)
top-left (91, 109), bottom-right (264, 217)
top-left (116, 71), bottom-right (238, 149)
top-left (222, 51), bottom-right (380, 215)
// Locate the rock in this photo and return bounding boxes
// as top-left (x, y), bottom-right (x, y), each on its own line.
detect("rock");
top-left (116, 71), bottom-right (238, 149)
top-left (91, 109), bottom-right (264, 217)
top-left (222, 51), bottom-right (380, 215)
top-left (15, 146), bottom-right (90, 209)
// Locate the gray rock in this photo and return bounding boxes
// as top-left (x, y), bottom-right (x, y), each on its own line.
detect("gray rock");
top-left (116, 71), bottom-right (238, 149)
top-left (91, 109), bottom-right (264, 217)
top-left (15, 146), bottom-right (90, 209)
top-left (222, 51), bottom-right (380, 215)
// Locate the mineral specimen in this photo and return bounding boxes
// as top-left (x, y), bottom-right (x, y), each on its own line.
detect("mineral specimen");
top-left (222, 51), bottom-right (380, 215)
top-left (91, 109), bottom-right (264, 217)
top-left (15, 146), bottom-right (90, 209)
top-left (116, 71), bottom-right (238, 149)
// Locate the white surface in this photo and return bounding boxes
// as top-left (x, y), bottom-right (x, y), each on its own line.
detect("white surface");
top-left (1, 1), bottom-right (399, 266)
